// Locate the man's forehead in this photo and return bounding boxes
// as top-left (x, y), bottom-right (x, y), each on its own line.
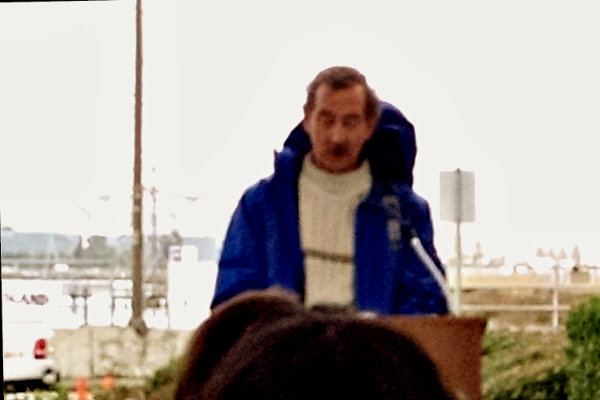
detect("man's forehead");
top-left (313, 84), bottom-right (367, 112)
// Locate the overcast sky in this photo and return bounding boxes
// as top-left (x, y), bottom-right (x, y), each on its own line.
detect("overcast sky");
top-left (1, 0), bottom-right (599, 265)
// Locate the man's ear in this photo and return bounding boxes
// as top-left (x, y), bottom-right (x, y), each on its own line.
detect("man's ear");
top-left (368, 115), bottom-right (380, 138)
top-left (302, 108), bottom-right (313, 135)
top-left (301, 117), bottom-right (309, 134)
top-left (365, 120), bottom-right (377, 141)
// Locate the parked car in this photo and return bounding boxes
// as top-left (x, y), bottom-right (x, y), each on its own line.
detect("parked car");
top-left (3, 301), bottom-right (61, 392)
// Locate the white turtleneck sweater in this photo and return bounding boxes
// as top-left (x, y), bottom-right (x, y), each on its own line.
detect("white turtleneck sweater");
top-left (298, 155), bottom-right (372, 308)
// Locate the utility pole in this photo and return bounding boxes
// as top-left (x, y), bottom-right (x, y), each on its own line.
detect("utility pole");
top-left (130, 0), bottom-right (147, 338)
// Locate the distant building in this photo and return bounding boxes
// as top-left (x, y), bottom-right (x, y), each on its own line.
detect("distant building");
top-left (182, 236), bottom-right (218, 261)
top-left (1, 229), bottom-right (79, 258)
top-left (1, 228), bottom-right (219, 262)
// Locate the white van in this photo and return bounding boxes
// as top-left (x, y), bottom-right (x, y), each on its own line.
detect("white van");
top-left (3, 301), bottom-right (61, 392)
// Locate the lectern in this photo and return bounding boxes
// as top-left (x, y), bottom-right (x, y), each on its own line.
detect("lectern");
top-left (382, 316), bottom-right (487, 400)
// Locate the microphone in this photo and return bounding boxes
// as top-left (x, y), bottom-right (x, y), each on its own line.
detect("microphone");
top-left (382, 194), bottom-right (455, 314)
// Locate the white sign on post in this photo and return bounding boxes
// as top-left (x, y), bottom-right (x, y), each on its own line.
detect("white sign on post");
top-left (440, 169), bottom-right (476, 223)
top-left (439, 169), bottom-right (475, 316)
top-left (167, 245), bottom-right (218, 329)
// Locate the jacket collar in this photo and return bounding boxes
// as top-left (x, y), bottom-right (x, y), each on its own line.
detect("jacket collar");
top-left (272, 146), bottom-right (415, 214)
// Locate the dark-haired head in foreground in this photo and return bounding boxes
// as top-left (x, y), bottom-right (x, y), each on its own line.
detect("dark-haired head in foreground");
top-left (175, 289), bottom-right (305, 400)
top-left (176, 290), bottom-right (455, 400)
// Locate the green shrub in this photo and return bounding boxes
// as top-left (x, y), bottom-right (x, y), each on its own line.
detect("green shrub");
top-left (48, 382), bottom-right (70, 400)
top-left (487, 369), bottom-right (568, 400)
top-left (565, 296), bottom-right (600, 400)
top-left (145, 357), bottom-right (181, 400)
top-left (482, 330), bottom-right (569, 399)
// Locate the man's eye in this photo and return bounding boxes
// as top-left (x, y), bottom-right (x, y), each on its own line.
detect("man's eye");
top-left (320, 116), bottom-right (335, 127)
top-left (343, 116), bottom-right (360, 129)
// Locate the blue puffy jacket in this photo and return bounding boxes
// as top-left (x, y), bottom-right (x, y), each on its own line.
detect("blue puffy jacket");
top-left (211, 102), bottom-right (449, 315)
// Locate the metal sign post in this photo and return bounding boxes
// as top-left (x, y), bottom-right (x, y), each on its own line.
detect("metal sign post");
top-left (440, 169), bottom-right (475, 315)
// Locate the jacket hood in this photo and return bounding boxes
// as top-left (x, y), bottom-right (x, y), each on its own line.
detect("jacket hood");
top-left (280, 101), bottom-right (417, 186)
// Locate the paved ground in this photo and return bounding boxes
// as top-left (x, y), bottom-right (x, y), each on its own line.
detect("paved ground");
top-left (4, 393), bottom-right (59, 400)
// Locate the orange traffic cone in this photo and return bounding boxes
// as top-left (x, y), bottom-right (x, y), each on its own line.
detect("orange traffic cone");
top-left (101, 374), bottom-right (115, 392)
top-left (75, 377), bottom-right (90, 400)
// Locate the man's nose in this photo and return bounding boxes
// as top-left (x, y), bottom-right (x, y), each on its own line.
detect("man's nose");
top-left (329, 122), bottom-right (347, 144)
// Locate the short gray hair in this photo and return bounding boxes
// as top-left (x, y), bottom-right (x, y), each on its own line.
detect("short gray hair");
top-left (303, 66), bottom-right (381, 122)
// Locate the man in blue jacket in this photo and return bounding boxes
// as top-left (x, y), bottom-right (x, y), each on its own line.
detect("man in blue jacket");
top-left (211, 66), bottom-right (449, 315)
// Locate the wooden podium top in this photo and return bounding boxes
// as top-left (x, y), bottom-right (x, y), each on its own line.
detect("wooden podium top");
top-left (381, 316), bottom-right (487, 400)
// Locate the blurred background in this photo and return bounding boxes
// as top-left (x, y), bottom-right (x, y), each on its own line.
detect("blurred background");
top-left (1, 0), bottom-right (599, 327)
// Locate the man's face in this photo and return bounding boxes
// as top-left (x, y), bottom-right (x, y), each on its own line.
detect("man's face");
top-left (303, 84), bottom-right (375, 174)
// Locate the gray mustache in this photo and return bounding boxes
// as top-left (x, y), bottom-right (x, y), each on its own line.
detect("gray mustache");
top-left (330, 145), bottom-right (349, 157)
